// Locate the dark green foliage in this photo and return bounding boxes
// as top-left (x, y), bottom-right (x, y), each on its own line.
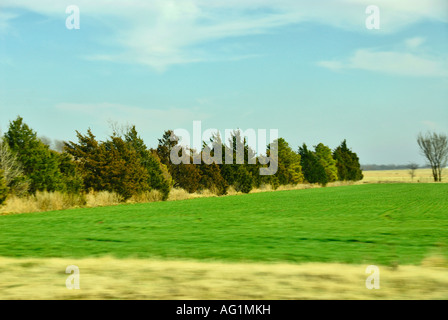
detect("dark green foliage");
top-left (332, 140), bottom-right (363, 181)
top-left (57, 152), bottom-right (84, 194)
top-left (218, 130), bottom-right (257, 192)
top-left (199, 163), bottom-right (228, 195)
top-left (64, 129), bottom-right (105, 192)
top-left (2, 116), bottom-right (365, 201)
top-left (65, 129), bottom-right (150, 200)
top-left (269, 176), bottom-right (280, 190)
top-left (102, 135), bottom-right (150, 199)
top-left (246, 159), bottom-right (264, 189)
top-left (271, 138), bottom-right (304, 186)
top-left (125, 126), bottom-right (171, 200)
top-left (4, 116), bottom-right (64, 193)
top-left (299, 143), bottom-right (328, 186)
top-left (156, 130), bottom-right (179, 167)
top-left (156, 130), bottom-right (203, 194)
top-left (233, 165), bottom-right (253, 193)
top-left (0, 169), bottom-right (8, 205)
top-left (171, 162), bottom-right (202, 193)
top-left (314, 143), bottom-right (338, 182)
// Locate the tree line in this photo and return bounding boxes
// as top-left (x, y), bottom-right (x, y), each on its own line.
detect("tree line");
top-left (0, 116), bottom-right (363, 204)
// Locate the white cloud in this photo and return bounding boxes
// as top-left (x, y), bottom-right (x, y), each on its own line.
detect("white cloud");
top-left (317, 60), bottom-right (344, 71)
top-left (0, 12), bottom-right (17, 35)
top-left (1, 0), bottom-right (448, 70)
top-left (405, 37), bottom-right (426, 49)
top-left (422, 120), bottom-right (438, 130)
top-left (319, 45), bottom-right (448, 77)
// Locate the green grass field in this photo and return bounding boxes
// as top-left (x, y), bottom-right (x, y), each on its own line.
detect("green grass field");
top-left (1, 183), bottom-right (447, 266)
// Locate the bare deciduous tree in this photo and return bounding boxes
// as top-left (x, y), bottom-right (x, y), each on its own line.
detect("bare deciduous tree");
top-left (408, 163), bottom-right (419, 181)
top-left (39, 136), bottom-right (52, 147)
top-left (417, 132), bottom-right (448, 182)
top-left (53, 140), bottom-right (66, 153)
top-left (0, 137), bottom-right (29, 195)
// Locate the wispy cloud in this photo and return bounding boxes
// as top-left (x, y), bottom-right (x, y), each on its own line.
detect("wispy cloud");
top-left (0, 12), bottom-right (17, 35)
top-left (1, 0), bottom-right (448, 70)
top-left (405, 37), bottom-right (426, 49)
top-left (318, 37), bottom-right (448, 77)
top-left (422, 120), bottom-right (439, 130)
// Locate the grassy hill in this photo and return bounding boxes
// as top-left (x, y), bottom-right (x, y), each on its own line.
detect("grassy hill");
top-left (1, 183), bottom-right (447, 266)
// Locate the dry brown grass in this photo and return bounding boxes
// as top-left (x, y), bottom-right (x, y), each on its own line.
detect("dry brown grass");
top-left (0, 190), bottom-right (128, 215)
top-left (0, 255), bottom-right (447, 300)
top-left (167, 188), bottom-right (218, 201)
top-left (362, 168), bottom-right (446, 183)
top-left (128, 190), bottom-right (163, 204)
top-left (0, 192), bottom-right (86, 214)
top-left (85, 190), bottom-right (123, 207)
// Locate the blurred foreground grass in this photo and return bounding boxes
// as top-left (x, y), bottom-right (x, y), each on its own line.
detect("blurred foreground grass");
top-left (1, 256), bottom-right (447, 300)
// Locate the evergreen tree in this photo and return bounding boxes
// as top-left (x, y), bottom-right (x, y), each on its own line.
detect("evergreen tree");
top-left (125, 126), bottom-right (171, 200)
top-left (4, 116), bottom-right (64, 193)
top-left (57, 151), bottom-right (84, 194)
top-left (65, 129), bottom-right (150, 199)
top-left (233, 165), bottom-right (253, 193)
top-left (270, 138), bottom-right (304, 186)
top-left (219, 130), bottom-right (257, 191)
top-left (198, 162), bottom-right (228, 195)
top-left (298, 143), bottom-right (328, 185)
top-left (156, 130), bottom-right (179, 167)
top-left (333, 140), bottom-right (363, 181)
top-left (314, 143), bottom-right (338, 182)
top-left (102, 135), bottom-right (150, 199)
top-left (65, 129), bottom-right (105, 192)
top-left (155, 130), bottom-right (202, 194)
top-left (171, 162), bottom-right (202, 193)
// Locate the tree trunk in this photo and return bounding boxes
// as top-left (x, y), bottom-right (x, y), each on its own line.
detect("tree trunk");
top-left (432, 166), bottom-right (438, 182)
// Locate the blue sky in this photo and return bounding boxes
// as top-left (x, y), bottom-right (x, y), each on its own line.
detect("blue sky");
top-left (1, 0), bottom-right (447, 165)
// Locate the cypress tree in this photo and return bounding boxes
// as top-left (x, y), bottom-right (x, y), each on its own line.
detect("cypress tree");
top-left (199, 162), bottom-right (228, 195)
top-left (5, 116), bottom-right (64, 193)
top-left (125, 126), bottom-right (171, 200)
top-left (65, 129), bottom-right (150, 200)
top-left (234, 165), bottom-right (253, 193)
top-left (333, 140), bottom-right (363, 181)
top-left (298, 143), bottom-right (328, 186)
top-left (314, 143), bottom-right (338, 182)
top-left (271, 138), bottom-right (304, 186)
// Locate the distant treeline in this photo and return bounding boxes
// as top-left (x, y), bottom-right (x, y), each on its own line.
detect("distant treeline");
top-left (0, 116), bottom-right (363, 204)
top-left (361, 164), bottom-right (430, 171)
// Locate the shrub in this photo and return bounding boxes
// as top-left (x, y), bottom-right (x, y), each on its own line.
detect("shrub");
top-left (0, 191), bottom-right (86, 214)
top-left (85, 191), bottom-right (123, 207)
top-left (234, 166), bottom-right (253, 193)
top-left (129, 190), bottom-right (164, 203)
